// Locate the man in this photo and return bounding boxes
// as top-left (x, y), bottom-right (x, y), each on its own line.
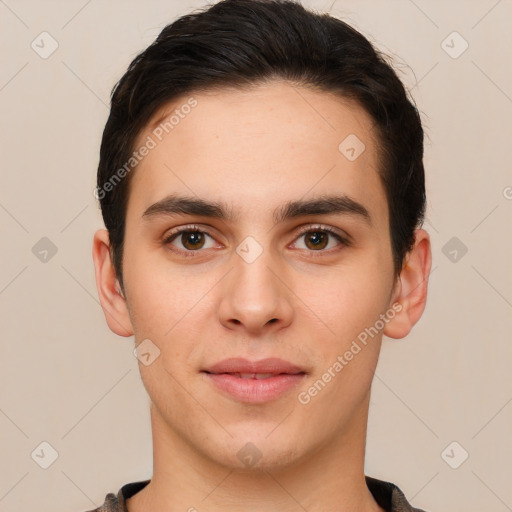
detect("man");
top-left (90, 0), bottom-right (431, 510)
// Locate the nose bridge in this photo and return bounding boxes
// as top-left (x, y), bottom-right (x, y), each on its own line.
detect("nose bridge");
top-left (218, 235), bottom-right (292, 332)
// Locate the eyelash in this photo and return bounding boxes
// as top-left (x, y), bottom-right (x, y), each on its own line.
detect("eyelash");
top-left (163, 224), bottom-right (351, 258)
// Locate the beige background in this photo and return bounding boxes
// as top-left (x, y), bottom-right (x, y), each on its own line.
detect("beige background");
top-left (1, 0), bottom-right (511, 511)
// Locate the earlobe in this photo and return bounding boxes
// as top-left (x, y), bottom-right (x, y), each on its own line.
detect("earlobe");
top-left (383, 229), bottom-right (432, 339)
top-left (92, 229), bottom-right (134, 337)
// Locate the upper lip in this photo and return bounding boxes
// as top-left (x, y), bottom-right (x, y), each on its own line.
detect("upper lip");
top-left (203, 357), bottom-right (306, 375)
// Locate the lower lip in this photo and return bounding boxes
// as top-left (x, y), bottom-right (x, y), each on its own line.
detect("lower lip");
top-left (203, 372), bottom-right (306, 403)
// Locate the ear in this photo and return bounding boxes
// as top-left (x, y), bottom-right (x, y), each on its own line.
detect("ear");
top-left (383, 229), bottom-right (432, 339)
top-left (92, 229), bottom-right (134, 337)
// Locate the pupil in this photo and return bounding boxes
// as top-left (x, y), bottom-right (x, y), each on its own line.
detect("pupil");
top-left (184, 231), bottom-right (203, 249)
top-left (308, 231), bottom-right (327, 249)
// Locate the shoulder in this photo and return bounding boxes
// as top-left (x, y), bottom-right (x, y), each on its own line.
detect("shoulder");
top-left (81, 491), bottom-right (120, 512)
top-left (365, 475), bottom-right (429, 512)
top-left (79, 479), bottom-right (150, 512)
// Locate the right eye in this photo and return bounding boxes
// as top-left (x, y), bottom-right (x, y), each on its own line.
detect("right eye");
top-left (163, 225), bottom-right (220, 256)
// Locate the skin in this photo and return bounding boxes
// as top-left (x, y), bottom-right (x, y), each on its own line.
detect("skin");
top-left (93, 80), bottom-right (431, 512)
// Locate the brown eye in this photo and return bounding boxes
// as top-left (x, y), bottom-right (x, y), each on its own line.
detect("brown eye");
top-left (303, 231), bottom-right (329, 250)
top-left (180, 231), bottom-right (206, 250)
top-left (293, 227), bottom-right (346, 252)
top-left (164, 228), bottom-right (217, 253)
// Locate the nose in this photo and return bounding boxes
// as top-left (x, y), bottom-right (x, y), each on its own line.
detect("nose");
top-left (217, 244), bottom-right (293, 335)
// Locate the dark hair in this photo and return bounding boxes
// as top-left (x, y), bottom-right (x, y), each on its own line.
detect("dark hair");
top-left (97, 0), bottom-right (426, 293)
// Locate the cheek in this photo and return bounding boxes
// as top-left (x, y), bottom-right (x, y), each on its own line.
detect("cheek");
top-left (123, 243), bottom-right (196, 336)
top-left (124, 255), bottom-right (215, 376)
top-left (292, 270), bottom-right (390, 431)
top-left (296, 261), bottom-right (393, 346)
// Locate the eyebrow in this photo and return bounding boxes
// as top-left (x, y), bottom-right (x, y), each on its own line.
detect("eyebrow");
top-left (141, 193), bottom-right (372, 225)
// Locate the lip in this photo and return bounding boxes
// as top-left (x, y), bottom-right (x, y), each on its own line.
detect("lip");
top-left (203, 357), bottom-right (305, 375)
top-left (202, 357), bottom-right (307, 404)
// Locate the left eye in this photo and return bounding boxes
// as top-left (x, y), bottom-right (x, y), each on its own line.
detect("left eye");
top-left (292, 229), bottom-right (344, 251)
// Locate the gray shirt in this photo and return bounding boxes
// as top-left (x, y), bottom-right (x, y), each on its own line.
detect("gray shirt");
top-left (84, 476), bottom-right (427, 511)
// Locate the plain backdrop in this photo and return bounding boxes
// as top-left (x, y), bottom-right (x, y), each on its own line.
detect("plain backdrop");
top-left (1, 1), bottom-right (511, 511)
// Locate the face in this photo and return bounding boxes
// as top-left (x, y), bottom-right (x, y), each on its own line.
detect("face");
top-left (112, 80), bottom-right (404, 471)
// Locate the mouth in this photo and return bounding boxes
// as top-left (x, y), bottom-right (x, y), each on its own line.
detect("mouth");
top-left (203, 372), bottom-right (304, 379)
top-left (201, 357), bottom-right (307, 403)
top-left (202, 356), bottom-right (306, 375)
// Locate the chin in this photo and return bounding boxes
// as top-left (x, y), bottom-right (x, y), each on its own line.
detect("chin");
top-left (204, 430), bottom-right (306, 472)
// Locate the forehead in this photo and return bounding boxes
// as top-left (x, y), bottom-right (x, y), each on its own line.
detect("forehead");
top-left (127, 80), bottom-right (388, 227)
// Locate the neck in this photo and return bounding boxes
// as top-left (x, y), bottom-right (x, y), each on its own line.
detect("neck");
top-left (127, 395), bottom-right (384, 512)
